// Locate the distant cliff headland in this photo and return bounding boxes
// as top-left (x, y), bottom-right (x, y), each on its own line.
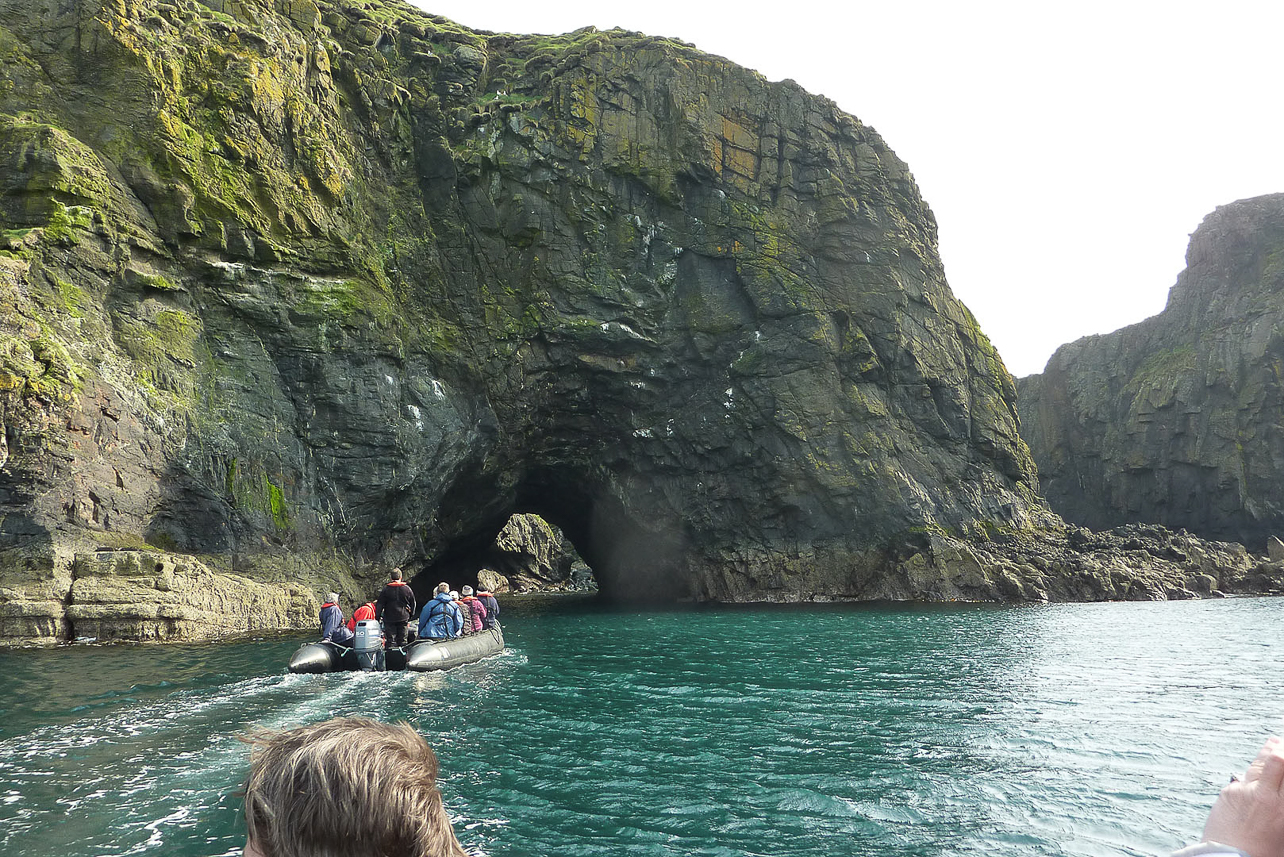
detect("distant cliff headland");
top-left (1020, 194), bottom-right (1284, 552)
top-left (1, 0), bottom-right (1279, 646)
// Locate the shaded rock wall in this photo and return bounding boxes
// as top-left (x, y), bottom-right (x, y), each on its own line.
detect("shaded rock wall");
top-left (1018, 194), bottom-right (1284, 549)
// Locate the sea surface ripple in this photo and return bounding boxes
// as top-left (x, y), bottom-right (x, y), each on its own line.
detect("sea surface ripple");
top-left (0, 597), bottom-right (1278, 856)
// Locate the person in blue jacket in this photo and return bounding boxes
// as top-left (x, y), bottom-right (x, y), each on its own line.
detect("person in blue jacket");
top-left (319, 592), bottom-right (354, 645)
top-left (418, 583), bottom-right (462, 640)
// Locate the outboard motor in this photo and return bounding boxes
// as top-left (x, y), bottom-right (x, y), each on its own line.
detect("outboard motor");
top-left (353, 618), bottom-right (386, 672)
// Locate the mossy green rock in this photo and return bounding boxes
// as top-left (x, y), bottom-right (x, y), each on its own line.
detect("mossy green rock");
top-left (1019, 195), bottom-right (1284, 550)
top-left (4, 0), bottom-right (1255, 644)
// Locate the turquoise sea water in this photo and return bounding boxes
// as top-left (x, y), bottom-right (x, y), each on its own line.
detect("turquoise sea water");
top-left (0, 596), bottom-right (1279, 857)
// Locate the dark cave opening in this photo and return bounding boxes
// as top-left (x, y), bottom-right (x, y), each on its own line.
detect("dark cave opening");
top-left (412, 466), bottom-right (692, 606)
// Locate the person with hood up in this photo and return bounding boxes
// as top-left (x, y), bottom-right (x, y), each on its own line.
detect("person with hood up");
top-left (319, 592), bottom-right (354, 645)
top-left (418, 583), bottom-right (462, 640)
top-left (375, 568), bottom-right (416, 647)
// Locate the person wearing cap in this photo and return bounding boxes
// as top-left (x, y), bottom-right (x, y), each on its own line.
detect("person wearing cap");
top-left (457, 586), bottom-right (487, 634)
top-left (319, 592), bottom-right (354, 645)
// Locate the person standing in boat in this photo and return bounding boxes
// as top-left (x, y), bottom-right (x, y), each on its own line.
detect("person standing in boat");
top-left (419, 582), bottom-right (463, 640)
top-left (319, 592), bottom-right (354, 645)
top-left (375, 568), bottom-right (416, 648)
top-left (457, 586), bottom-right (487, 635)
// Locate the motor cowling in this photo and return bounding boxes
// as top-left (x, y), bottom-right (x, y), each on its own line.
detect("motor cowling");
top-left (353, 619), bottom-right (385, 671)
top-left (354, 619), bottom-right (383, 651)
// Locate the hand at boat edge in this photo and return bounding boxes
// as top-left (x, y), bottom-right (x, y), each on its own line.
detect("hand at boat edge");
top-left (1198, 736), bottom-right (1284, 857)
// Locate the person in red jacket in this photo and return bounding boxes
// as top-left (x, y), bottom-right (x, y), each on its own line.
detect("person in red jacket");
top-left (346, 600), bottom-right (376, 634)
top-left (375, 568), bottom-right (416, 648)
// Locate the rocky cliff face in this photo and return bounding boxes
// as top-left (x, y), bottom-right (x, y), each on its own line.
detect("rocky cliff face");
top-left (1018, 194), bottom-right (1284, 549)
top-left (0, 0), bottom-right (1271, 644)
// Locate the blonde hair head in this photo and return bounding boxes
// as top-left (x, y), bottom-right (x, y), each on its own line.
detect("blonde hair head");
top-left (241, 717), bottom-right (467, 857)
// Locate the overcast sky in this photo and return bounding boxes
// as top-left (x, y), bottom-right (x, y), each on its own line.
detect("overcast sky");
top-left (409, 0), bottom-right (1284, 377)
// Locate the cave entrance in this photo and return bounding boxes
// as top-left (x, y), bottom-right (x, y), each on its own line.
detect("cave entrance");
top-left (414, 465), bottom-right (692, 605)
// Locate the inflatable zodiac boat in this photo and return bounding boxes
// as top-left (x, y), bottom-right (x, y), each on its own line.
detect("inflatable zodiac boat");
top-left (288, 619), bottom-right (504, 674)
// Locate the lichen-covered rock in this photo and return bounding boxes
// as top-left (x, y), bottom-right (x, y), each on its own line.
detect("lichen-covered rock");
top-left (476, 568), bottom-right (509, 595)
top-left (1019, 195), bottom-right (1284, 550)
top-left (477, 513), bottom-right (591, 593)
top-left (0, 0), bottom-right (1265, 644)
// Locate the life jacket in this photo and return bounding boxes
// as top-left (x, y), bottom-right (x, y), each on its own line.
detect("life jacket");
top-left (346, 601), bottom-right (375, 632)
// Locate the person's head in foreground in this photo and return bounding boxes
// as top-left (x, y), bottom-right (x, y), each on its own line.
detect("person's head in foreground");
top-left (241, 717), bottom-right (468, 857)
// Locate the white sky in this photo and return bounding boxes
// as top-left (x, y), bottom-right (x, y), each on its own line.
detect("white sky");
top-left (409, 0), bottom-right (1284, 377)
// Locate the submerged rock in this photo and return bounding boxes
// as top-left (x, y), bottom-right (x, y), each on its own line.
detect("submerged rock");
top-left (1019, 195), bottom-right (1284, 551)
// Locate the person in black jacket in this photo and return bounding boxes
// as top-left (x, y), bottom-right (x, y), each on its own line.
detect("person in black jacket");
top-left (374, 568), bottom-right (416, 648)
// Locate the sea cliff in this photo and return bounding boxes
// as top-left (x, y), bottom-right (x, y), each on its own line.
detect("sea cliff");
top-left (1, 0), bottom-right (1277, 644)
top-left (1019, 194), bottom-right (1284, 550)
